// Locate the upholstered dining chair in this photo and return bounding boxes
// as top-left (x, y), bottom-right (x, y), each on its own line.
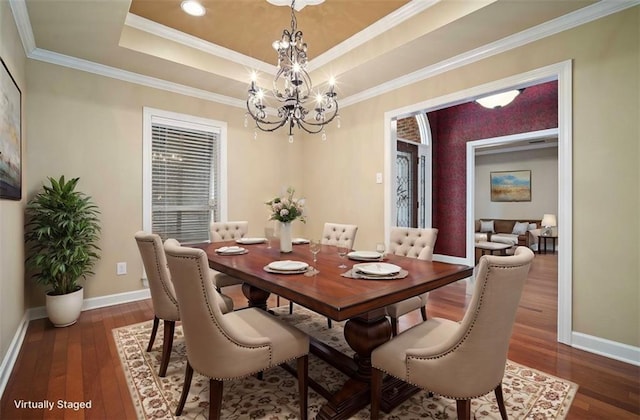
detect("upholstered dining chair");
top-left (385, 227), bottom-right (438, 336)
top-left (209, 221), bottom-right (249, 293)
top-left (289, 222), bottom-right (358, 328)
top-left (163, 241), bottom-right (310, 420)
top-left (320, 222), bottom-right (358, 248)
top-left (134, 231), bottom-right (180, 377)
top-left (370, 247), bottom-right (535, 420)
top-left (135, 232), bottom-right (234, 377)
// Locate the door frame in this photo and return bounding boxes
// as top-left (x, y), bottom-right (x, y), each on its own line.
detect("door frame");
top-left (384, 60), bottom-right (572, 344)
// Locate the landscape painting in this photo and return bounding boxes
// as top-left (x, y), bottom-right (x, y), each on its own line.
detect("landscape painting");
top-left (490, 170), bottom-right (531, 202)
top-left (0, 58), bottom-right (21, 200)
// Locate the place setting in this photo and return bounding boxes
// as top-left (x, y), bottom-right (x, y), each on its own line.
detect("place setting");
top-left (343, 262), bottom-right (408, 280)
top-left (346, 242), bottom-right (387, 261)
top-left (235, 237), bottom-right (267, 245)
top-left (263, 260), bottom-right (310, 275)
top-left (215, 246), bottom-right (248, 255)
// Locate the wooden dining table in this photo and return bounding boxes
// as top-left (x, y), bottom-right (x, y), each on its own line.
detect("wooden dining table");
top-left (196, 240), bottom-right (473, 420)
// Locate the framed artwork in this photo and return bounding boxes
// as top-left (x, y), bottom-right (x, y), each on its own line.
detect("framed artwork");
top-left (0, 57), bottom-right (21, 200)
top-left (490, 170), bottom-right (531, 202)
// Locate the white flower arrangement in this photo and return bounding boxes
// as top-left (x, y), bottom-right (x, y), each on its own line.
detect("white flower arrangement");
top-left (266, 187), bottom-right (306, 223)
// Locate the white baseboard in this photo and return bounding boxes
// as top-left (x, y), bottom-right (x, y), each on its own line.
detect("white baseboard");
top-left (0, 288), bottom-right (151, 399)
top-left (572, 331), bottom-right (640, 366)
top-left (27, 288), bottom-right (151, 320)
top-left (0, 312), bottom-right (31, 400)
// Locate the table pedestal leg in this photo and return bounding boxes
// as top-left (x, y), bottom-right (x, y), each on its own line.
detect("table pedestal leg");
top-left (241, 283), bottom-right (270, 311)
top-left (317, 310), bottom-right (391, 420)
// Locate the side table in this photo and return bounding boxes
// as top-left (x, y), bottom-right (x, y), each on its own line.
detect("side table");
top-left (538, 235), bottom-right (558, 254)
top-left (475, 241), bottom-right (512, 264)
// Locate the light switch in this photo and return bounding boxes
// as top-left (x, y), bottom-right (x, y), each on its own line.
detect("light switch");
top-left (375, 172), bottom-right (383, 184)
top-left (116, 262), bottom-right (127, 275)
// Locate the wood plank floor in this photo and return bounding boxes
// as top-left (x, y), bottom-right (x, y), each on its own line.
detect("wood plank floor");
top-left (1, 254), bottom-right (638, 419)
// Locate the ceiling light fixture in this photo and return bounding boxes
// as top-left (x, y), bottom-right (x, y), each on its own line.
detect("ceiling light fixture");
top-left (475, 89), bottom-right (524, 109)
top-left (180, 0), bottom-right (206, 17)
top-left (245, 0), bottom-right (339, 143)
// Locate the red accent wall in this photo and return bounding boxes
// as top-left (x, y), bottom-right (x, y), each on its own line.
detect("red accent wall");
top-left (429, 81), bottom-right (558, 257)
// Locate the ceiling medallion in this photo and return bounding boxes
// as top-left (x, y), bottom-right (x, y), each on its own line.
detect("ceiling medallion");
top-left (245, 0), bottom-right (339, 142)
top-left (266, 0), bottom-right (325, 12)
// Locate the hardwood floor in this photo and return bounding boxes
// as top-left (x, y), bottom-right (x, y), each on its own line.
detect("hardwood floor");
top-left (1, 254), bottom-right (638, 419)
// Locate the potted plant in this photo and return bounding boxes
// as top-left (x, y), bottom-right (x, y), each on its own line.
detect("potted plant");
top-left (25, 176), bottom-right (101, 327)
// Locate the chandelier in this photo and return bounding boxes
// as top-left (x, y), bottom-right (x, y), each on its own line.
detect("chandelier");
top-left (245, 0), bottom-right (339, 142)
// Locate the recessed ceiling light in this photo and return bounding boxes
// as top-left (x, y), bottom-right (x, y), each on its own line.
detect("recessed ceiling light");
top-left (181, 0), bottom-right (206, 17)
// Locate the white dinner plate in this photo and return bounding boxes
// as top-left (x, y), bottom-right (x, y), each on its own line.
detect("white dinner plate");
top-left (292, 238), bottom-right (310, 244)
top-left (236, 237), bottom-right (267, 244)
top-left (264, 266), bottom-right (308, 275)
top-left (355, 262), bottom-right (401, 276)
top-left (267, 260), bottom-right (309, 271)
top-left (348, 250), bottom-right (383, 261)
top-left (216, 246), bottom-right (246, 255)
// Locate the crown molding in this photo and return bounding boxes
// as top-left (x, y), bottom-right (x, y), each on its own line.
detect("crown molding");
top-left (124, 13), bottom-right (276, 75)
top-left (8, 0), bottom-right (640, 110)
top-left (307, 0), bottom-right (440, 72)
top-left (28, 48), bottom-right (245, 109)
top-left (340, 0), bottom-right (640, 108)
top-left (8, 0), bottom-right (36, 55)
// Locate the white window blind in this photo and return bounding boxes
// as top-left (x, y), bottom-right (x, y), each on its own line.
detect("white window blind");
top-left (143, 108), bottom-right (227, 245)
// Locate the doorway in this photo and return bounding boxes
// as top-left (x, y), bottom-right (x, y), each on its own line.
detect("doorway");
top-left (384, 61), bottom-right (572, 345)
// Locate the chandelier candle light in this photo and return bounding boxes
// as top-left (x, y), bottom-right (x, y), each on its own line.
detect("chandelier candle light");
top-left (245, 0), bottom-right (339, 143)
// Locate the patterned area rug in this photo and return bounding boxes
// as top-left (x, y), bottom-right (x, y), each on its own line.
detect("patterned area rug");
top-left (112, 306), bottom-right (577, 419)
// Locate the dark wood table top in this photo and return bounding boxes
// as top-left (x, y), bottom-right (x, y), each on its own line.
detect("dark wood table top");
top-left (198, 241), bottom-right (473, 321)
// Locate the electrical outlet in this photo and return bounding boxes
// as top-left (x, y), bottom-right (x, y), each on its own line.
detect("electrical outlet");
top-left (116, 262), bottom-right (127, 275)
top-left (375, 172), bottom-right (383, 184)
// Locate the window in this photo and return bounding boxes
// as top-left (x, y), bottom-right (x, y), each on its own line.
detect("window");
top-left (143, 108), bottom-right (227, 244)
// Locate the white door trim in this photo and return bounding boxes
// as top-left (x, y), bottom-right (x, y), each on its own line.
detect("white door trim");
top-left (384, 60), bottom-right (573, 345)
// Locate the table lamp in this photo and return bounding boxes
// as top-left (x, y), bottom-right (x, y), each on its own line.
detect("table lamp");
top-left (541, 213), bottom-right (557, 236)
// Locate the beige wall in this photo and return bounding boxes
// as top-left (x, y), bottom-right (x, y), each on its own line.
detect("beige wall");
top-left (24, 61), bottom-right (305, 306)
top-left (303, 7), bottom-right (639, 346)
top-left (475, 147), bottom-right (559, 220)
top-left (2, 5), bottom-right (637, 371)
top-left (0, 0), bottom-right (27, 371)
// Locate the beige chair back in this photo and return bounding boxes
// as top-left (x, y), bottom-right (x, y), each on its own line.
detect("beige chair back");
top-left (163, 242), bottom-right (275, 379)
top-left (321, 222), bottom-right (358, 249)
top-left (405, 247), bottom-right (534, 397)
top-left (388, 227), bottom-right (438, 261)
top-left (210, 221), bottom-right (249, 242)
top-left (134, 231), bottom-right (179, 321)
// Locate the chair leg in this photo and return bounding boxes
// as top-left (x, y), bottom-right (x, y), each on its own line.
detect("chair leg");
top-left (420, 306), bottom-right (427, 321)
top-left (175, 362), bottom-right (194, 416)
top-left (209, 378), bottom-right (224, 420)
top-left (370, 367), bottom-right (383, 419)
top-left (494, 383), bottom-right (508, 420)
top-left (159, 320), bottom-right (175, 377)
top-left (289, 301), bottom-right (294, 314)
top-left (297, 355), bottom-right (308, 420)
top-left (390, 317), bottom-right (398, 336)
top-left (456, 399), bottom-right (471, 420)
top-left (327, 318), bottom-right (332, 329)
top-left (277, 295), bottom-right (280, 307)
top-left (146, 316), bottom-right (159, 352)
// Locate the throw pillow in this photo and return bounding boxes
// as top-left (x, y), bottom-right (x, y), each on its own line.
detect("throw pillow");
top-left (512, 222), bottom-right (529, 235)
top-left (528, 223), bottom-right (537, 231)
top-left (480, 220), bottom-right (495, 233)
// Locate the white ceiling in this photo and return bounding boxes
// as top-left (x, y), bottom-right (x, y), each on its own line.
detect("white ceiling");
top-left (11, 0), bottom-right (638, 109)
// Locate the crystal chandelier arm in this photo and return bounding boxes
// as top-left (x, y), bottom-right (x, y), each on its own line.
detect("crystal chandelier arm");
top-left (245, 0), bottom-right (339, 138)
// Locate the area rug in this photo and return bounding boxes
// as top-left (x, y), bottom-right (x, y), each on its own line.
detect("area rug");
top-left (113, 306), bottom-right (577, 419)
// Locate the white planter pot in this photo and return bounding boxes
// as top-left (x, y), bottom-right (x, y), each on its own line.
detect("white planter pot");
top-left (46, 287), bottom-right (84, 327)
